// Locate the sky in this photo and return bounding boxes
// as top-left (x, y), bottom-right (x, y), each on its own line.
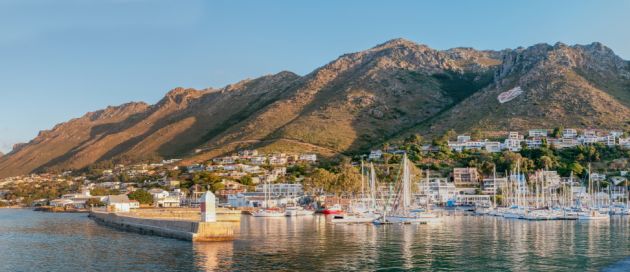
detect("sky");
top-left (1, 0), bottom-right (629, 153)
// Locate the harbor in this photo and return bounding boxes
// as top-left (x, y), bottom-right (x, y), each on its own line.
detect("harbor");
top-left (2, 208), bottom-right (629, 271)
top-left (89, 193), bottom-right (241, 242)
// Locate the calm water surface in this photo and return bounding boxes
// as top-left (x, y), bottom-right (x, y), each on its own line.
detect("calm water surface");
top-left (0, 209), bottom-right (628, 271)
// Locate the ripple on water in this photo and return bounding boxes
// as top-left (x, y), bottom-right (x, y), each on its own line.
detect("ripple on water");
top-left (1, 209), bottom-right (629, 271)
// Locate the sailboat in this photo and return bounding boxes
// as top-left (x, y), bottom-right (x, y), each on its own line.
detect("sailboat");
top-left (476, 166), bottom-right (497, 216)
top-left (378, 154), bottom-right (440, 224)
top-left (284, 203), bottom-right (315, 216)
top-left (252, 179), bottom-right (284, 217)
top-left (332, 162), bottom-right (381, 224)
top-left (577, 164), bottom-right (609, 220)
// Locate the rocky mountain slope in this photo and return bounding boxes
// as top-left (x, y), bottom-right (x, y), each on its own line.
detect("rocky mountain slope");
top-left (1, 39), bottom-right (629, 177)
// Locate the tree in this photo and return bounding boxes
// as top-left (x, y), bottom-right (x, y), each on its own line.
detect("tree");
top-left (552, 126), bottom-right (563, 138)
top-left (539, 155), bottom-right (555, 169)
top-left (334, 164), bottom-right (362, 196)
top-left (568, 162), bottom-right (584, 176)
top-left (404, 134), bottom-right (423, 145)
top-left (240, 175), bottom-right (253, 186)
top-left (303, 168), bottom-right (337, 195)
top-left (445, 129), bottom-right (457, 141)
top-left (471, 129), bottom-right (483, 140)
top-left (480, 161), bottom-right (496, 176)
top-left (128, 189), bottom-right (153, 205)
top-left (85, 198), bottom-right (104, 207)
top-left (192, 172), bottom-right (223, 192)
top-left (90, 187), bottom-right (109, 196)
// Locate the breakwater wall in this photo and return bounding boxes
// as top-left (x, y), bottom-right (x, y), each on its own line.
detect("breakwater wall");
top-left (89, 210), bottom-right (238, 242)
top-left (125, 208), bottom-right (241, 222)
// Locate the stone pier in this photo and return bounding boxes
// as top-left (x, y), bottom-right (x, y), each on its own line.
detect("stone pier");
top-left (89, 208), bottom-right (240, 242)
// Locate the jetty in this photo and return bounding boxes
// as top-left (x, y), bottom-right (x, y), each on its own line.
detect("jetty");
top-left (89, 192), bottom-right (241, 242)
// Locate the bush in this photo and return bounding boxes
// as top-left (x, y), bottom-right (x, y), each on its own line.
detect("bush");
top-left (128, 189), bottom-right (154, 205)
top-left (85, 198), bottom-right (104, 207)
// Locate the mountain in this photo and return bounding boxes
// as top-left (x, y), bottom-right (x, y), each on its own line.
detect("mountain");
top-left (1, 39), bottom-right (629, 177)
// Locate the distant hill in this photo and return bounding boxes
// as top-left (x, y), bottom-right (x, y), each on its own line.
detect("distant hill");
top-left (1, 39), bottom-right (629, 177)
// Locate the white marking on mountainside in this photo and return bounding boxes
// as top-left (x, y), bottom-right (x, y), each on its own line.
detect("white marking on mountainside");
top-left (497, 86), bottom-right (523, 103)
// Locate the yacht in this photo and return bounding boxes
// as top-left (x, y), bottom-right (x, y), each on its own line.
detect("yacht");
top-left (331, 212), bottom-right (380, 224)
top-left (577, 210), bottom-right (610, 220)
top-left (285, 206), bottom-right (315, 216)
top-left (252, 208), bottom-right (285, 217)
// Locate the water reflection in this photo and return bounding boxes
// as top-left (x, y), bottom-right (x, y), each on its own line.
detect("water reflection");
top-left (216, 215), bottom-right (629, 271)
top-left (193, 241), bottom-right (233, 271)
top-left (1, 210), bottom-right (628, 272)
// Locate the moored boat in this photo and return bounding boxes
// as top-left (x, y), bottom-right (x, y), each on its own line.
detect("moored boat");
top-left (252, 208), bottom-right (285, 217)
top-left (577, 210), bottom-right (610, 220)
top-left (322, 204), bottom-right (344, 215)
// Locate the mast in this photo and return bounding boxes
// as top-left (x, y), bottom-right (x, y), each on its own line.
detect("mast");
top-left (426, 169), bottom-right (431, 211)
top-left (402, 153), bottom-right (411, 213)
top-left (570, 171), bottom-right (574, 208)
top-left (492, 165), bottom-right (497, 209)
top-left (588, 163), bottom-right (592, 209)
top-left (360, 160), bottom-right (365, 207)
top-left (370, 163), bottom-right (377, 210)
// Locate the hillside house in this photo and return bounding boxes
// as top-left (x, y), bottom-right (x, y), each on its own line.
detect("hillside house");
top-left (563, 128), bottom-right (578, 138)
top-left (452, 168), bottom-right (480, 187)
top-left (528, 129), bottom-right (548, 138)
top-left (369, 150), bottom-right (383, 160)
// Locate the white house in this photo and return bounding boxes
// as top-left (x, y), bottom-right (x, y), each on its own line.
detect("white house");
top-left (250, 156), bottom-right (267, 165)
top-left (485, 142), bottom-right (502, 153)
top-left (269, 155), bottom-right (288, 165)
top-left (504, 132), bottom-right (523, 151)
top-left (129, 200), bottom-right (140, 209)
top-left (528, 129), bottom-right (548, 138)
top-left (457, 135), bottom-right (471, 143)
top-left (369, 150), bottom-right (383, 160)
top-left (156, 196), bottom-right (181, 208)
top-left (422, 178), bottom-right (458, 204)
top-left (148, 188), bottom-right (169, 200)
top-left (563, 129), bottom-right (578, 138)
top-left (227, 192), bottom-right (297, 208)
top-left (299, 154), bottom-right (317, 163)
top-left (255, 183), bottom-right (303, 197)
top-left (104, 194), bottom-right (131, 212)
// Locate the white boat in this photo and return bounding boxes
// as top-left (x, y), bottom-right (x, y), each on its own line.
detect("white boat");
top-left (560, 210), bottom-right (579, 220)
top-left (381, 215), bottom-right (429, 224)
top-left (474, 207), bottom-right (491, 215)
top-left (577, 210), bottom-right (610, 220)
top-left (523, 210), bottom-right (555, 220)
top-left (252, 209), bottom-right (285, 217)
top-left (379, 155), bottom-right (441, 224)
top-left (331, 213), bottom-right (379, 224)
top-left (609, 206), bottom-right (630, 215)
top-left (502, 207), bottom-right (526, 219)
top-left (252, 176), bottom-right (284, 217)
top-left (285, 206), bottom-right (315, 216)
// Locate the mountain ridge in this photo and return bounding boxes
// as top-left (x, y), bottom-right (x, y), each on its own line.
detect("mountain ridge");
top-left (1, 39), bottom-right (629, 177)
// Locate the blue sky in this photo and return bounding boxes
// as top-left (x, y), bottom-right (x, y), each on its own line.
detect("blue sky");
top-left (1, 0), bottom-right (629, 153)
